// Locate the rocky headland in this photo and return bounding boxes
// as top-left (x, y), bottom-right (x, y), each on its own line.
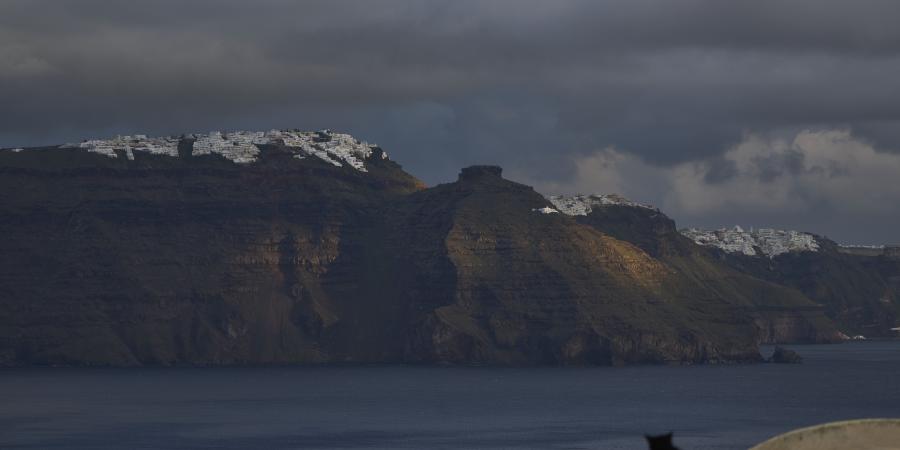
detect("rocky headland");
top-left (0, 129), bottom-right (895, 366)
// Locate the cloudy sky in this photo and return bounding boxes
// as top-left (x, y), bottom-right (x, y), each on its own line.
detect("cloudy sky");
top-left (2, 0), bottom-right (900, 243)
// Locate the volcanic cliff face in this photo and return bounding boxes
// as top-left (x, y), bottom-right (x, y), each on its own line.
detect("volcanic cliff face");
top-left (548, 198), bottom-right (841, 345)
top-left (0, 133), bottom-right (847, 366)
top-left (387, 167), bottom-right (765, 365)
top-left (0, 132), bottom-right (422, 365)
top-left (710, 239), bottom-right (900, 338)
top-left (676, 224), bottom-right (900, 337)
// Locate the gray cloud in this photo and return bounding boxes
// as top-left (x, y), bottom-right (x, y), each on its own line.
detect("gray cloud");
top-left (753, 149), bottom-right (806, 182)
top-left (703, 157), bottom-right (739, 184)
top-left (3, 0), bottom-right (900, 241)
top-left (533, 130), bottom-right (900, 243)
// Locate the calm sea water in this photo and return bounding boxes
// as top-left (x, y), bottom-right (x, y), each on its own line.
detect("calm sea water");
top-left (1, 342), bottom-right (899, 450)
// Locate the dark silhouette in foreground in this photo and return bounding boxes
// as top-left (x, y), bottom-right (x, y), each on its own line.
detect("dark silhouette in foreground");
top-left (646, 432), bottom-right (680, 450)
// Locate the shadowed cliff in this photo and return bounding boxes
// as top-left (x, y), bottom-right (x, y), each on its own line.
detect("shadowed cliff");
top-left (573, 204), bottom-right (841, 344)
top-left (0, 144), bottom-right (841, 366)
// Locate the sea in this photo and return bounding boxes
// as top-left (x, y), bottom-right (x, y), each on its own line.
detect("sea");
top-left (1, 341), bottom-right (899, 450)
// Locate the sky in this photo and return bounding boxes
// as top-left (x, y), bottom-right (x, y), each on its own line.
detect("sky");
top-left (2, 0), bottom-right (900, 243)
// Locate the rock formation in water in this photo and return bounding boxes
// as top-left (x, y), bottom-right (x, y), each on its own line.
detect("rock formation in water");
top-left (769, 346), bottom-right (803, 364)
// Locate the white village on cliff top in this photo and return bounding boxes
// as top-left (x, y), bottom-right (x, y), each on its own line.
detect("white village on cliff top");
top-left (52, 129), bottom-right (386, 171)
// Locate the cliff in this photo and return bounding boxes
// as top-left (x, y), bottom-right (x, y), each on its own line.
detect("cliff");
top-left (679, 225), bottom-right (900, 337)
top-left (387, 168), bottom-right (765, 365)
top-left (552, 199), bottom-right (840, 344)
top-left (0, 132), bottom-right (421, 365)
top-left (0, 133), bottom-right (850, 366)
top-left (720, 241), bottom-right (900, 338)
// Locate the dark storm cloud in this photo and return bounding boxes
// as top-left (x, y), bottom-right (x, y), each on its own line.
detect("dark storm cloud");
top-left (3, 0), bottom-right (900, 241)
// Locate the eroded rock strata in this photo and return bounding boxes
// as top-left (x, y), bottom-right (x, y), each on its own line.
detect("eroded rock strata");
top-left (550, 199), bottom-right (840, 345)
top-left (675, 223), bottom-right (900, 338)
top-left (0, 132), bottom-right (871, 366)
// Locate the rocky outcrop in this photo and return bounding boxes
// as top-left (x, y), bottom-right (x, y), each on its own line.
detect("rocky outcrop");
top-left (769, 346), bottom-right (803, 364)
top-left (458, 165), bottom-right (503, 180)
top-left (753, 309), bottom-right (837, 345)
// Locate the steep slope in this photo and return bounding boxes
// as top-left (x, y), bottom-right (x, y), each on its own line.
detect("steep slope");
top-left (713, 240), bottom-right (900, 338)
top-left (381, 167), bottom-right (769, 364)
top-left (0, 132), bottom-right (423, 365)
top-left (0, 132), bottom-right (849, 366)
top-left (677, 224), bottom-right (900, 337)
top-left (549, 197), bottom-right (840, 344)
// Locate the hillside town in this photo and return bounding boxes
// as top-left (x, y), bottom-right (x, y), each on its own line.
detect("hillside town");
top-left (43, 129), bottom-right (386, 171)
top-left (680, 225), bottom-right (820, 258)
top-left (547, 194), bottom-right (654, 216)
top-left (61, 134), bottom-right (180, 160)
